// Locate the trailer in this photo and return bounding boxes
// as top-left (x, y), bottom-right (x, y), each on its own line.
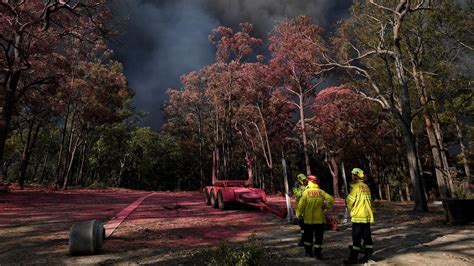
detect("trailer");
top-left (203, 152), bottom-right (286, 218)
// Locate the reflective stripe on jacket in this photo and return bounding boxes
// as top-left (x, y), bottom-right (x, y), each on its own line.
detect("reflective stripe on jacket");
top-left (347, 180), bottom-right (374, 223)
top-left (296, 182), bottom-right (334, 224)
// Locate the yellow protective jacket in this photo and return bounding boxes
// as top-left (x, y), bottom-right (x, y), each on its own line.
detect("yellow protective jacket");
top-left (296, 182), bottom-right (334, 224)
top-left (347, 180), bottom-right (374, 224)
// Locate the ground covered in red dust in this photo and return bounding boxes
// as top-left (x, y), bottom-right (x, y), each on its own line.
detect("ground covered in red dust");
top-left (0, 187), bottom-right (288, 264)
top-left (0, 187), bottom-right (473, 265)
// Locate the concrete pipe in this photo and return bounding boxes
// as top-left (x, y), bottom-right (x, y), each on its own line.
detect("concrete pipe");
top-left (69, 220), bottom-right (105, 256)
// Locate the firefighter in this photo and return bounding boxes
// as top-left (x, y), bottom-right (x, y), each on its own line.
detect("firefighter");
top-left (344, 168), bottom-right (374, 264)
top-left (293, 173), bottom-right (307, 246)
top-left (297, 175), bottom-right (334, 259)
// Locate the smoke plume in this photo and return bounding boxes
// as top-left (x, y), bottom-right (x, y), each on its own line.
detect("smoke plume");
top-left (113, 0), bottom-right (352, 129)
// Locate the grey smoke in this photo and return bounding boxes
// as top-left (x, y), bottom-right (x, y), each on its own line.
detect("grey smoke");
top-left (113, 0), bottom-right (352, 130)
top-left (205, 0), bottom-right (352, 34)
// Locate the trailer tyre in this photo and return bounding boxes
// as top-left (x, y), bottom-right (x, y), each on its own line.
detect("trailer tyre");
top-left (210, 190), bottom-right (218, 208)
top-left (69, 220), bottom-right (105, 256)
top-left (217, 190), bottom-right (226, 210)
top-left (203, 188), bottom-right (211, 205)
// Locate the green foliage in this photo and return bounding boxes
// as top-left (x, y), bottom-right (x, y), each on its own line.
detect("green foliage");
top-left (452, 184), bottom-right (474, 200)
top-left (83, 124), bottom-right (195, 191)
top-left (88, 180), bottom-right (108, 189)
top-left (202, 238), bottom-right (265, 266)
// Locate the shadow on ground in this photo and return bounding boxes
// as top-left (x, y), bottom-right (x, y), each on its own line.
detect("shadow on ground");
top-left (0, 190), bottom-right (472, 265)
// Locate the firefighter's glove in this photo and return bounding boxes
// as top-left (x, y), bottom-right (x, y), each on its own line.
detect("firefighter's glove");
top-left (298, 217), bottom-right (304, 227)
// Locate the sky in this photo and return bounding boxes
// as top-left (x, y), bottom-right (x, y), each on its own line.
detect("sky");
top-left (113, 0), bottom-right (353, 130)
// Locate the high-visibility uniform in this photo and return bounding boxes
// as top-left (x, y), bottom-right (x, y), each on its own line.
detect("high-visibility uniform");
top-left (297, 182), bottom-right (334, 224)
top-left (297, 181), bottom-right (334, 258)
top-left (346, 179), bottom-right (374, 263)
top-left (346, 180), bottom-right (374, 224)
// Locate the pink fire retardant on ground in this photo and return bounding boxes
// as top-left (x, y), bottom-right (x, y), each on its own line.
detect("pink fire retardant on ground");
top-left (104, 192), bottom-right (156, 238)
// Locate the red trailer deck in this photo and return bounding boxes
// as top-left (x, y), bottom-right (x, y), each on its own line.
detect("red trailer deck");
top-left (203, 152), bottom-right (286, 218)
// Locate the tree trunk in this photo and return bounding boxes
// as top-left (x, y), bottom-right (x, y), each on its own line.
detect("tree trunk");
top-left (256, 106), bottom-right (274, 171)
top-left (433, 114), bottom-right (454, 193)
top-left (63, 137), bottom-right (81, 190)
top-left (0, 32), bottom-right (23, 163)
top-left (61, 113), bottom-right (76, 184)
top-left (392, 1), bottom-right (427, 211)
top-left (330, 156), bottom-right (340, 198)
top-left (405, 183), bottom-right (412, 201)
top-left (0, 72), bottom-right (20, 164)
top-left (400, 122), bottom-right (428, 211)
top-left (39, 154), bottom-right (48, 184)
top-left (413, 69), bottom-right (450, 198)
top-left (55, 107), bottom-right (70, 187)
top-left (18, 120), bottom-right (41, 189)
top-left (415, 136), bottom-right (429, 201)
top-left (423, 113), bottom-right (449, 198)
top-left (385, 183), bottom-right (391, 201)
top-left (399, 186), bottom-right (404, 202)
top-left (341, 161), bottom-right (349, 197)
top-left (455, 117), bottom-right (471, 185)
top-left (378, 183), bottom-right (383, 200)
top-left (18, 122), bottom-right (34, 189)
top-left (76, 143), bottom-right (87, 186)
top-left (299, 94), bottom-right (311, 176)
top-left (198, 121), bottom-right (204, 188)
top-left (31, 162), bottom-right (40, 183)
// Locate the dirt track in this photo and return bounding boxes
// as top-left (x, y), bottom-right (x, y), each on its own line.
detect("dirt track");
top-left (0, 188), bottom-right (472, 265)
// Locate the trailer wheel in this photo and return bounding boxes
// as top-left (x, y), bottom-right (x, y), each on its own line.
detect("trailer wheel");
top-left (217, 190), bottom-right (226, 210)
top-left (203, 188), bottom-right (210, 205)
top-left (210, 190), bottom-right (218, 208)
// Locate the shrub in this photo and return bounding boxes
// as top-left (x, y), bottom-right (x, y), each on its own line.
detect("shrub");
top-left (452, 182), bottom-right (474, 199)
top-left (202, 238), bottom-right (265, 266)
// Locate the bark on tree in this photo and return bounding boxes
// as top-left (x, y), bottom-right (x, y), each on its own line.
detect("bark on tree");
top-left (434, 117), bottom-right (454, 193)
top-left (60, 113), bottom-right (76, 185)
top-left (455, 117), bottom-right (471, 185)
top-left (411, 62), bottom-right (452, 198)
top-left (325, 153), bottom-right (340, 198)
top-left (385, 183), bottom-right (391, 201)
top-left (405, 183), bottom-right (412, 201)
top-left (76, 143), bottom-right (87, 186)
top-left (297, 91), bottom-right (311, 176)
top-left (63, 136), bottom-right (82, 190)
top-left (378, 183), bottom-right (384, 200)
top-left (54, 105), bottom-right (70, 187)
top-left (0, 72), bottom-right (20, 164)
top-left (18, 121), bottom-right (41, 189)
top-left (399, 187), bottom-right (405, 202)
top-left (423, 112), bottom-right (449, 198)
top-left (400, 122), bottom-right (428, 211)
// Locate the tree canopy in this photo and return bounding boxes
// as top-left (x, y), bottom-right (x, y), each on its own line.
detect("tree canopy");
top-left (1, 1), bottom-right (472, 208)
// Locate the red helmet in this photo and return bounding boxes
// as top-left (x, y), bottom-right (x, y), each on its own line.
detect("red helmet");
top-left (307, 175), bottom-right (318, 184)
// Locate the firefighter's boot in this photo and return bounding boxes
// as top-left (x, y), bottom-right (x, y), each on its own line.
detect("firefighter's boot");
top-left (343, 246), bottom-right (359, 264)
top-left (314, 248), bottom-right (323, 260)
top-left (360, 245), bottom-right (373, 263)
